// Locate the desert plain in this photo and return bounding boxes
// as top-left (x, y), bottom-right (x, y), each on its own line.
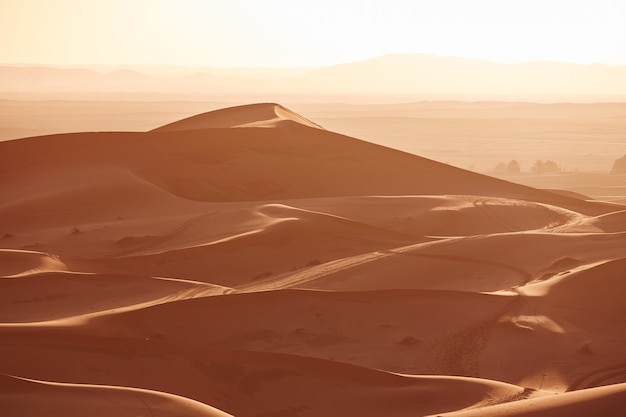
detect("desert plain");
top-left (1, 100), bottom-right (625, 416)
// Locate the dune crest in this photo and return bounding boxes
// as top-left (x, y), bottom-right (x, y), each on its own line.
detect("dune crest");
top-left (152, 102), bottom-right (324, 131)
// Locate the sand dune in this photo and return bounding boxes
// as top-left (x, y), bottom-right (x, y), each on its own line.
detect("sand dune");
top-left (0, 374), bottom-right (233, 417)
top-left (248, 231), bottom-right (626, 293)
top-left (85, 289), bottom-right (513, 373)
top-left (1, 103), bottom-right (624, 416)
top-left (71, 203), bottom-right (418, 286)
top-left (434, 383), bottom-right (626, 417)
top-left (1, 104), bottom-right (615, 210)
top-left (0, 271), bottom-right (227, 323)
top-left (523, 257), bottom-right (626, 334)
top-left (276, 195), bottom-right (584, 238)
top-left (83, 277), bottom-right (626, 390)
top-left (0, 331), bottom-right (530, 417)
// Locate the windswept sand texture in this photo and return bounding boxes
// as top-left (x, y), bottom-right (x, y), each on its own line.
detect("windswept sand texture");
top-left (1, 103), bottom-right (625, 416)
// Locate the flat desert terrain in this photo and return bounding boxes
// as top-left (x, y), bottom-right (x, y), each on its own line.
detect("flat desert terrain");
top-left (1, 102), bottom-right (625, 416)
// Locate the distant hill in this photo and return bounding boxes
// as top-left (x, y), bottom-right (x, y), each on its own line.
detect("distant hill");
top-left (290, 54), bottom-right (626, 99)
top-left (2, 54), bottom-right (626, 100)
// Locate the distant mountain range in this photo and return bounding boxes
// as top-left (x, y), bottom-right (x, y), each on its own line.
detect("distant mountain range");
top-left (2, 54), bottom-right (625, 100)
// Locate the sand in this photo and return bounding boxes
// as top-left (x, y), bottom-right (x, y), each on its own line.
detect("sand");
top-left (1, 103), bottom-right (624, 416)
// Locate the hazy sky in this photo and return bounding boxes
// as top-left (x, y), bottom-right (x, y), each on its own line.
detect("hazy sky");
top-left (1, 0), bottom-right (625, 67)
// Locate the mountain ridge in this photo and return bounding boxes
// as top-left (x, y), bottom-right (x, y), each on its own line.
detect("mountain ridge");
top-left (2, 54), bottom-right (625, 99)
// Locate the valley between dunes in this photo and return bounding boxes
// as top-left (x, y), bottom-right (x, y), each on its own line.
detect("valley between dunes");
top-left (1, 103), bottom-right (625, 416)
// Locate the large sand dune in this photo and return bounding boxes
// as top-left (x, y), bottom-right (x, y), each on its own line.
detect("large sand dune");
top-left (1, 103), bottom-right (624, 416)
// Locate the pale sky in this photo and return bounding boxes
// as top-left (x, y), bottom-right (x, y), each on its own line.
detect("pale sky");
top-left (1, 0), bottom-right (625, 67)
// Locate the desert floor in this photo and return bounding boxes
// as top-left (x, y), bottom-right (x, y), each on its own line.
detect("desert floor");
top-left (1, 102), bottom-right (625, 416)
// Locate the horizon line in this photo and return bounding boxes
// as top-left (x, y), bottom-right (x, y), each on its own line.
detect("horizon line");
top-left (2, 52), bottom-right (625, 70)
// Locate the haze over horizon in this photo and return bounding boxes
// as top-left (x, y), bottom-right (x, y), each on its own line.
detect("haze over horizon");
top-left (2, 0), bottom-right (625, 68)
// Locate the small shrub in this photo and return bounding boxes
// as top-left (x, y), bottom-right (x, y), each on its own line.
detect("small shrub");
top-left (493, 160), bottom-right (521, 174)
top-left (532, 160), bottom-right (561, 174)
top-left (506, 160), bottom-right (521, 173)
top-left (493, 162), bottom-right (507, 174)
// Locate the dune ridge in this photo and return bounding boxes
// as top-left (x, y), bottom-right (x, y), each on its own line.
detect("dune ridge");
top-left (152, 102), bottom-right (324, 131)
top-left (1, 103), bottom-right (624, 416)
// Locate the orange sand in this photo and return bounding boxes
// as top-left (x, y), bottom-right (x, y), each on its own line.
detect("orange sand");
top-left (1, 103), bottom-right (624, 416)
